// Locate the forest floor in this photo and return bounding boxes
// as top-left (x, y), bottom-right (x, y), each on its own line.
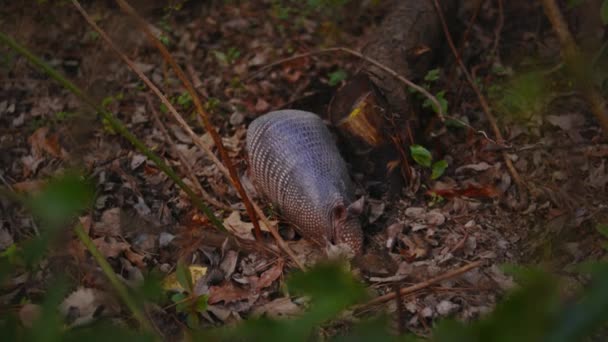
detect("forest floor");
top-left (1, 0), bottom-right (607, 339)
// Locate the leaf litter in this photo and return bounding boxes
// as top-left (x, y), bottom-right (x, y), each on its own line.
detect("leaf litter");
top-left (0, 0), bottom-right (607, 338)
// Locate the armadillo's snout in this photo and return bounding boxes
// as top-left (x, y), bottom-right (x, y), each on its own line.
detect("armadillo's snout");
top-left (335, 219), bottom-right (364, 253)
top-left (333, 197), bottom-right (365, 253)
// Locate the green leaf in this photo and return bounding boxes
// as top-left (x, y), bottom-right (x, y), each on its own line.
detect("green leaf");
top-left (328, 69), bottom-right (347, 86)
top-left (176, 262), bottom-right (193, 293)
top-left (409, 145), bottom-right (432, 168)
top-left (602, 0), bottom-right (608, 24)
top-left (159, 103), bottom-right (168, 114)
top-left (177, 92), bottom-right (192, 107)
top-left (213, 51), bottom-right (227, 64)
top-left (431, 160), bottom-right (448, 180)
top-left (424, 68), bottom-right (441, 82)
top-left (422, 90), bottom-right (448, 114)
top-left (445, 118), bottom-right (467, 128)
top-left (0, 244), bottom-right (20, 265)
top-left (596, 223), bottom-right (608, 238)
top-left (171, 293), bottom-right (188, 312)
top-left (171, 292), bottom-right (186, 303)
top-left (195, 295), bottom-right (208, 312)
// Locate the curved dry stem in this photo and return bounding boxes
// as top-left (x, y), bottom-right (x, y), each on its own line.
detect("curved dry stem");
top-left (248, 47), bottom-right (446, 121)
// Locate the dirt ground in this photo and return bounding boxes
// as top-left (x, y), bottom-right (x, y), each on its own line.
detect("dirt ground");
top-left (1, 0), bottom-right (607, 338)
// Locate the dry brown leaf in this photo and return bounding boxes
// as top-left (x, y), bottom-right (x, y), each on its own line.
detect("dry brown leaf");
top-left (59, 287), bottom-right (119, 327)
top-left (93, 237), bottom-right (129, 258)
top-left (254, 98), bottom-right (270, 113)
top-left (252, 297), bottom-right (301, 319)
top-left (253, 259), bottom-right (284, 291)
top-left (223, 211), bottom-right (273, 240)
top-left (219, 250), bottom-right (239, 280)
top-left (28, 127), bottom-right (66, 159)
top-left (209, 282), bottom-right (251, 304)
top-left (12, 180), bottom-right (46, 193)
top-left (93, 208), bottom-right (122, 236)
top-left (125, 249), bottom-right (146, 269)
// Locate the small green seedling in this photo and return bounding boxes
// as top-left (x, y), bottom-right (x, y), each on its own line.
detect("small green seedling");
top-left (328, 69), bottom-right (347, 86)
top-left (409, 144), bottom-right (448, 180)
top-left (169, 262), bottom-right (208, 329)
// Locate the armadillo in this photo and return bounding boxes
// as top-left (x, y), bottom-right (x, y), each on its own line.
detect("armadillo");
top-left (246, 109), bottom-right (364, 253)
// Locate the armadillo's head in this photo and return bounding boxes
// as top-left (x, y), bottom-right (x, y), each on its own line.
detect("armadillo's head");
top-left (330, 197), bottom-right (365, 254)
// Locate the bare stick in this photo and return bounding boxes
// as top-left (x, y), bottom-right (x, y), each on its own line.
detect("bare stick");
top-left (248, 47), bottom-right (446, 121)
top-left (360, 261), bottom-right (483, 308)
top-left (431, 0), bottom-right (527, 209)
top-left (539, 0), bottom-right (608, 135)
top-left (145, 95), bottom-right (231, 211)
top-left (114, 0), bottom-right (262, 240)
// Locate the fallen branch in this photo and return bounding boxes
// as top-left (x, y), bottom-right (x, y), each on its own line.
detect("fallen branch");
top-left (248, 47), bottom-right (446, 122)
top-left (113, 0), bottom-right (262, 240)
top-left (539, 0), bottom-right (608, 136)
top-left (431, 0), bottom-right (528, 209)
top-left (359, 260), bottom-right (483, 308)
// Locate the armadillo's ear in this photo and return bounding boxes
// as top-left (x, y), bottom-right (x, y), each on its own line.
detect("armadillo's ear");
top-left (333, 204), bottom-right (347, 221)
top-left (347, 197), bottom-right (365, 216)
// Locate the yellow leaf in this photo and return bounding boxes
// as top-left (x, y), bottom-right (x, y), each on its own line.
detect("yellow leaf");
top-left (163, 265), bottom-right (207, 292)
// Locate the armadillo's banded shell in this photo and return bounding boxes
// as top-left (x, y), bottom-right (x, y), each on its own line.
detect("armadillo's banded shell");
top-left (246, 110), bottom-right (355, 246)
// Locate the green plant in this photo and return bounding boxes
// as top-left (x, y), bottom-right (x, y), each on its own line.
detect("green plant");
top-left (409, 144), bottom-right (448, 180)
top-left (168, 262), bottom-right (209, 329)
top-left (213, 47), bottom-right (241, 66)
top-left (176, 91), bottom-right (193, 108)
top-left (410, 68), bottom-right (449, 117)
top-left (328, 69), bottom-right (347, 86)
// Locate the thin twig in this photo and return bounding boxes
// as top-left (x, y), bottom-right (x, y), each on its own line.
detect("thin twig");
top-left (74, 224), bottom-right (156, 334)
top-left (248, 47), bottom-right (446, 121)
top-left (145, 95), bottom-right (231, 211)
top-left (431, 0), bottom-right (527, 208)
top-left (113, 0), bottom-right (262, 241)
top-left (0, 31), bottom-right (226, 232)
top-left (358, 261), bottom-right (483, 308)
